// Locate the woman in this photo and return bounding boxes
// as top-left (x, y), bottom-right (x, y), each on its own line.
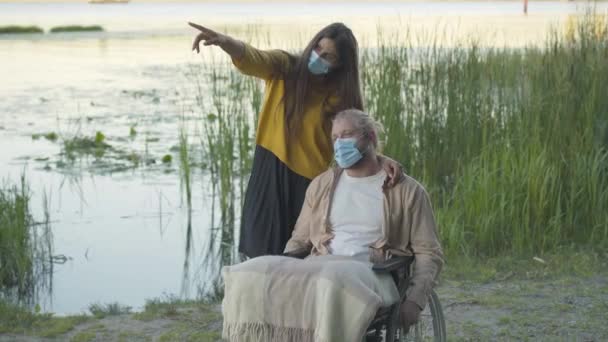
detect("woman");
top-left (189, 22), bottom-right (402, 258)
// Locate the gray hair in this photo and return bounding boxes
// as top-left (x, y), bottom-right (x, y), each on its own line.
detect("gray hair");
top-left (333, 108), bottom-right (385, 150)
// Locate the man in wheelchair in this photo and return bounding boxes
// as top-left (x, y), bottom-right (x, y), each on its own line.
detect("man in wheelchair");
top-left (222, 109), bottom-right (444, 342)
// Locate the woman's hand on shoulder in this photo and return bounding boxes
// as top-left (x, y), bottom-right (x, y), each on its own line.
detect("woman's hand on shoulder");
top-left (380, 155), bottom-right (404, 188)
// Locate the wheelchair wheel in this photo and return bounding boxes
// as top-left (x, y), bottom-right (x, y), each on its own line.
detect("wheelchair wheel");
top-left (385, 289), bottom-right (447, 342)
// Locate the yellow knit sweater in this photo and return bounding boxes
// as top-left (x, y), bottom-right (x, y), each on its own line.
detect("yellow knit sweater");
top-left (232, 43), bottom-right (337, 180)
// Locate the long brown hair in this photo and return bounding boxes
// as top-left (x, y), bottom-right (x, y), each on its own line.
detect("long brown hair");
top-left (283, 23), bottom-right (364, 138)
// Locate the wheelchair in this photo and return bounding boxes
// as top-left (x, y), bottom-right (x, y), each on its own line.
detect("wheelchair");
top-left (285, 250), bottom-right (447, 342)
top-left (366, 255), bottom-right (446, 342)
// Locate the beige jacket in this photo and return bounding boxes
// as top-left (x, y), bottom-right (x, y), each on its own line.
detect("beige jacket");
top-left (284, 167), bottom-right (444, 308)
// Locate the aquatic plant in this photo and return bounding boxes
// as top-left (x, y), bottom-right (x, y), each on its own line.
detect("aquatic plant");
top-left (49, 26), bottom-right (104, 33)
top-left (0, 26), bottom-right (43, 34)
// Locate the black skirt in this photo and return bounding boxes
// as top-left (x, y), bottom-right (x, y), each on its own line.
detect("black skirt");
top-left (239, 145), bottom-right (312, 258)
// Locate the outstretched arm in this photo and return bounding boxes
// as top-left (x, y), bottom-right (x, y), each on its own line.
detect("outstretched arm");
top-left (189, 22), bottom-right (245, 60)
top-left (188, 22), bottom-right (291, 80)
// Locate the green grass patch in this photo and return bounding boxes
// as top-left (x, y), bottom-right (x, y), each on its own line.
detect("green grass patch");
top-left (133, 296), bottom-right (201, 322)
top-left (444, 247), bottom-right (608, 282)
top-left (50, 25), bottom-right (103, 33)
top-left (117, 330), bottom-right (151, 342)
top-left (158, 323), bottom-right (220, 342)
top-left (70, 330), bottom-right (97, 342)
top-left (0, 300), bottom-right (90, 337)
top-left (70, 323), bottom-right (108, 342)
top-left (0, 26), bottom-right (43, 34)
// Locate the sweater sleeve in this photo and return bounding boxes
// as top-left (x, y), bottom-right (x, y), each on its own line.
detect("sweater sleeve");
top-left (232, 42), bottom-right (292, 80)
top-left (404, 186), bottom-right (444, 309)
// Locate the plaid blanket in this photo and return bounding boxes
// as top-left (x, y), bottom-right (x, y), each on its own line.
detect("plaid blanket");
top-left (222, 255), bottom-right (400, 342)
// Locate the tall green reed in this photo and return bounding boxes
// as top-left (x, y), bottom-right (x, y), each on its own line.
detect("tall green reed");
top-left (185, 56), bottom-right (260, 267)
top-left (0, 175), bottom-right (54, 306)
top-left (361, 12), bottom-right (608, 257)
top-left (0, 176), bottom-right (33, 302)
top-left (178, 114), bottom-right (192, 210)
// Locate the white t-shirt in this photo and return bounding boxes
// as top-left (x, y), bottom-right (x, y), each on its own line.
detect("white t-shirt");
top-left (329, 169), bottom-right (386, 261)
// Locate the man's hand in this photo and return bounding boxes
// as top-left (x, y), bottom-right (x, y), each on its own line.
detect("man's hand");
top-left (400, 300), bottom-right (422, 333)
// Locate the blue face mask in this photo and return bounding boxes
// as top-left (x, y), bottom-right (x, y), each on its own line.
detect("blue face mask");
top-left (334, 137), bottom-right (364, 169)
top-left (308, 50), bottom-right (331, 75)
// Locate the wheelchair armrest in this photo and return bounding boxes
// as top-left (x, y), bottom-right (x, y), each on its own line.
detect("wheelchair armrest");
top-left (372, 256), bottom-right (414, 273)
top-left (282, 247), bottom-right (311, 259)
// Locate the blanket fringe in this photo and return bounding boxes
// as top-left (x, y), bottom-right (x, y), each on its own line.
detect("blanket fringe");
top-left (223, 322), bottom-right (328, 342)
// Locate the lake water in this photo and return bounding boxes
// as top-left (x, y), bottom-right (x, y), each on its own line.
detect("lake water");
top-left (1, 1), bottom-right (606, 314)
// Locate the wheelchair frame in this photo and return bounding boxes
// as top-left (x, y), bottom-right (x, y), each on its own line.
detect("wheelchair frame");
top-left (367, 256), bottom-right (446, 342)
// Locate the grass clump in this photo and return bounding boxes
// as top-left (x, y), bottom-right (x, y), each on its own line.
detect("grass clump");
top-left (158, 325), bottom-right (220, 342)
top-left (116, 330), bottom-right (149, 342)
top-left (49, 25), bottom-right (103, 33)
top-left (133, 294), bottom-right (221, 324)
top-left (70, 328), bottom-right (99, 342)
top-left (88, 302), bottom-right (132, 319)
top-left (0, 300), bottom-right (89, 337)
top-left (0, 26), bottom-right (43, 34)
top-left (133, 296), bottom-right (196, 321)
